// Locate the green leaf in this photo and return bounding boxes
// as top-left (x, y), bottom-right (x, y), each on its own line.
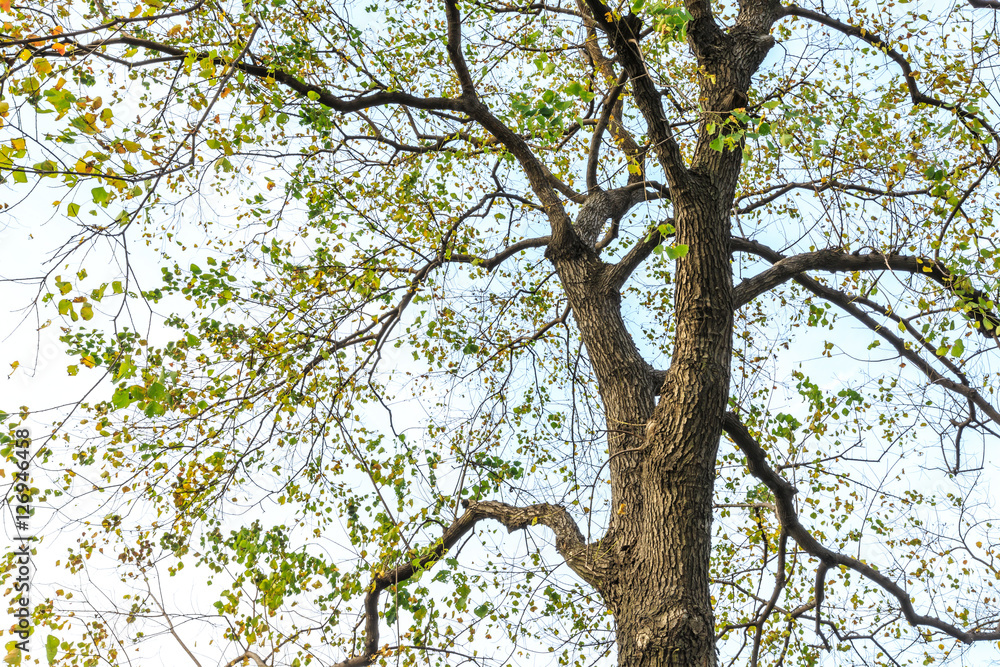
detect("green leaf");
top-left (951, 339), bottom-right (964, 357)
top-left (12, 170), bottom-right (27, 183)
top-left (67, 202), bottom-right (80, 217)
top-left (46, 635), bottom-right (58, 665)
top-left (112, 388), bottom-right (131, 409)
top-left (147, 382), bottom-right (167, 401)
top-left (666, 244), bottom-right (689, 260)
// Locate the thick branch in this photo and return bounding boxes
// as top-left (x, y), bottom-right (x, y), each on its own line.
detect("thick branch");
top-left (448, 236), bottom-right (551, 271)
top-left (732, 241), bottom-right (1000, 338)
top-left (444, 0), bottom-right (479, 99)
top-left (605, 218), bottom-right (672, 290)
top-left (334, 500), bottom-right (596, 667)
top-left (722, 411), bottom-right (1000, 645)
top-left (782, 4), bottom-right (1000, 148)
top-left (580, 0), bottom-right (688, 185)
top-left (731, 238), bottom-right (1000, 426)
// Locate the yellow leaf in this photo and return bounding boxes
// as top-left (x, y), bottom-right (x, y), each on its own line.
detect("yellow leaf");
top-left (81, 355), bottom-right (97, 368)
top-left (11, 137), bottom-right (25, 150)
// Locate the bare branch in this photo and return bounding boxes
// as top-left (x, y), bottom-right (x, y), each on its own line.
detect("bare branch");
top-left (722, 411), bottom-right (1000, 645)
top-left (782, 4), bottom-right (1000, 148)
top-left (332, 500), bottom-right (597, 667)
top-left (731, 240), bottom-right (1000, 338)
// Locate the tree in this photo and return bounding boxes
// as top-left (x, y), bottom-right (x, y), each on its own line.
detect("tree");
top-left (3, 0), bottom-right (1000, 665)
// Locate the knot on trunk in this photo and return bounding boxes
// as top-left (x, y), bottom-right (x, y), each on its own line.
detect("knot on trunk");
top-left (574, 187), bottom-right (646, 248)
top-left (632, 605), bottom-right (712, 659)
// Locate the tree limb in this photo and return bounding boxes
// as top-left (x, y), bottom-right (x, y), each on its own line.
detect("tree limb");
top-left (731, 239), bottom-right (1000, 339)
top-left (731, 238), bottom-right (1000, 427)
top-left (587, 73), bottom-right (628, 194)
top-left (722, 411), bottom-right (1000, 645)
top-left (580, 0), bottom-right (689, 185)
top-left (332, 500), bottom-right (598, 667)
top-left (782, 4), bottom-right (1000, 149)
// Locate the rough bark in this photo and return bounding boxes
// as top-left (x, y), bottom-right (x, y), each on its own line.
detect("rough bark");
top-left (540, 3), bottom-right (781, 665)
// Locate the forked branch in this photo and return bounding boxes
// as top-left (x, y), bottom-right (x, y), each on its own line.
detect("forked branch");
top-left (333, 500), bottom-right (595, 667)
top-left (731, 238), bottom-right (1000, 427)
top-left (731, 240), bottom-right (1000, 339)
top-left (722, 411), bottom-right (1000, 645)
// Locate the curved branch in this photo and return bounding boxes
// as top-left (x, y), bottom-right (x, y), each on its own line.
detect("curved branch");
top-left (445, 0), bottom-right (479, 99)
top-left (333, 500), bottom-right (597, 667)
top-left (782, 4), bottom-right (1000, 149)
top-left (731, 240), bottom-right (1000, 338)
top-left (722, 411), bottom-right (1000, 645)
top-left (731, 238), bottom-right (1000, 427)
top-left (56, 36), bottom-right (469, 115)
top-left (587, 73), bottom-right (628, 194)
top-left (448, 235), bottom-right (551, 271)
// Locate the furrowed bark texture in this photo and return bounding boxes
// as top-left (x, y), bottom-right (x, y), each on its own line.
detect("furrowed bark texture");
top-left (544, 3), bottom-right (780, 665)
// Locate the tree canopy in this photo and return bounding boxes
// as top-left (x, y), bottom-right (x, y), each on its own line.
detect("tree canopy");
top-left (3, 0), bottom-right (1000, 665)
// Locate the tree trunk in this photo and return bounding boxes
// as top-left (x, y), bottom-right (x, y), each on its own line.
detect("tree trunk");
top-left (551, 184), bottom-right (732, 666)
top-left (545, 8), bottom-right (772, 663)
